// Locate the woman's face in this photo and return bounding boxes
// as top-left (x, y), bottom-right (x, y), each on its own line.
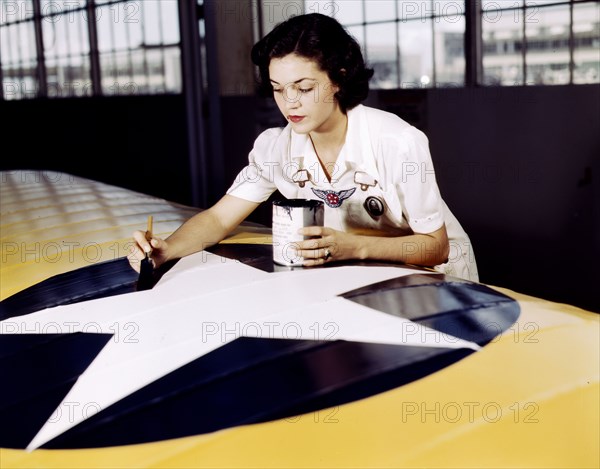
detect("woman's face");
top-left (269, 54), bottom-right (343, 135)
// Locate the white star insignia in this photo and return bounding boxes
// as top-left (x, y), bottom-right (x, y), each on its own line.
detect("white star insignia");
top-left (1, 251), bottom-right (478, 449)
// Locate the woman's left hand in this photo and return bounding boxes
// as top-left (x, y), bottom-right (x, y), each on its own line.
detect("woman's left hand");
top-left (294, 226), bottom-right (362, 266)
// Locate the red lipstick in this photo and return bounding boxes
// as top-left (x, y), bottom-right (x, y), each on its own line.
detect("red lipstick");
top-left (288, 115), bottom-right (305, 123)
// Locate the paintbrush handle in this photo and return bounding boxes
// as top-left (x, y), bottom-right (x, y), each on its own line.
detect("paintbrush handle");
top-left (145, 215), bottom-right (153, 241)
top-left (144, 216), bottom-right (153, 257)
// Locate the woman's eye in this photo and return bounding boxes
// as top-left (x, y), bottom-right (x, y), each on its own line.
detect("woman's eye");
top-left (272, 88), bottom-right (283, 94)
top-left (299, 88), bottom-right (313, 94)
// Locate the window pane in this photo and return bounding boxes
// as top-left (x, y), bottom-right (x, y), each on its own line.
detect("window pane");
top-left (525, 5), bottom-right (570, 85)
top-left (2, 0), bottom-right (183, 99)
top-left (482, 7), bottom-right (524, 85)
top-left (115, 50), bottom-right (132, 82)
top-left (127, 6), bottom-right (143, 49)
top-left (5, 24), bottom-right (16, 64)
top-left (2, 0), bottom-right (34, 25)
top-left (142, 0), bottom-right (162, 45)
top-left (97, 6), bottom-right (115, 52)
top-left (18, 21), bottom-right (35, 62)
top-left (47, 56), bottom-right (68, 96)
top-left (64, 56), bottom-right (82, 95)
top-left (66, 11), bottom-right (89, 56)
top-left (0, 25), bottom-right (11, 63)
top-left (435, 14), bottom-right (465, 86)
top-left (102, 1), bottom-right (145, 50)
top-left (22, 67), bottom-right (38, 98)
top-left (62, 54), bottom-right (75, 83)
top-left (123, 1), bottom-right (143, 28)
top-left (63, 13), bottom-right (75, 58)
top-left (58, 55), bottom-right (72, 93)
top-left (67, 55), bottom-right (91, 96)
top-left (164, 46), bottom-right (181, 93)
top-left (42, 15), bottom-right (56, 59)
top-left (3, 66), bottom-right (19, 80)
top-left (100, 52), bottom-right (116, 91)
top-left (573, 1), bottom-right (600, 84)
top-left (366, 22), bottom-right (398, 89)
top-left (365, 0), bottom-right (396, 23)
top-left (112, 5), bottom-right (130, 51)
top-left (3, 66), bottom-right (22, 99)
top-left (91, 0), bottom-right (181, 96)
top-left (6, 61), bottom-right (39, 99)
top-left (131, 49), bottom-right (148, 91)
top-left (3, 75), bottom-right (19, 100)
top-left (161, 0), bottom-right (180, 44)
top-left (45, 57), bottom-right (58, 96)
top-left (42, 14), bottom-right (69, 58)
top-left (146, 48), bottom-right (165, 93)
top-left (335, 0), bottom-right (363, 25)
top-left (399, 19), bottom-right (433, 87)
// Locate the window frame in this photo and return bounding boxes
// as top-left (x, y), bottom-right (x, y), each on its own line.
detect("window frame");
top-left (0, 0), bottom-right (184, 100)
top-left (302, 0), bottom-right (599, 89)
top-left (324, 0), bottom-right (468, 88)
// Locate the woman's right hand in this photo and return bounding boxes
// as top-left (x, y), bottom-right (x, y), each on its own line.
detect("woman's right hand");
top-left (127, 230), bottom-right (170, 272)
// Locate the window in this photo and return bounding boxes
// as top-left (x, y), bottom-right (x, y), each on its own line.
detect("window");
top-left (306, 0), bottom-right (466, 88)
top-left (42, 0), bottom-right (91, 97)
top-left (305, 0), bottom-right (599, 88)
top-left (95, 0), bottom-right (181, 95)
top-left (481, 0), bottom-right (599, 85)
top-left (0, 0), bottom-right (182, 100)
top-left (1, 0), bottom-right (38, 99)
top-left (573, 0), bottom-right (600, 83)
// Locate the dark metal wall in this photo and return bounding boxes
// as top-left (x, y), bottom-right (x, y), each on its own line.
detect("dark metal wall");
top-left (0, 95), bottom-right (191, 205)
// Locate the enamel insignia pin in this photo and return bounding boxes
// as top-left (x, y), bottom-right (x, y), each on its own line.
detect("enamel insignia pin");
top-left (311, 188), bottom-right (356, 208)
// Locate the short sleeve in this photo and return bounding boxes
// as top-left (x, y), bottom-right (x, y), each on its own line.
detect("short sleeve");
top-left (381, 127), bottom-right (445, 234)
top-left (226, 128), bottom-right (283, 203)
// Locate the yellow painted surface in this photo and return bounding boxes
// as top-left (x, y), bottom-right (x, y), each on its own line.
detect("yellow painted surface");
top-left (1, 171), bottom-right (598, 468)
top-left (0, 172), bottom-right (270, 300)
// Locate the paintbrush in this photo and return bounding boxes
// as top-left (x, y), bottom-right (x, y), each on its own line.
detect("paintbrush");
top-left (137, 215), bottom-right (154, 291)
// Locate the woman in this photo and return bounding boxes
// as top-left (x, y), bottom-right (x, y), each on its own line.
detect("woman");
top-left (130, 13), bottom-right (478, 282)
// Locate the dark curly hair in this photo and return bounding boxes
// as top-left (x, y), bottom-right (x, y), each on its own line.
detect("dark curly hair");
top-left (251, 13), bottom-right (373, 113)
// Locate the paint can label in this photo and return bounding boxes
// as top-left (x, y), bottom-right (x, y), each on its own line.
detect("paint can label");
top-left (272, 199), bottom-right (324, 266)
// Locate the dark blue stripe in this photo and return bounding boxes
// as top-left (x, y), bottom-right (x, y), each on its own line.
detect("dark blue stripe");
top-left (40, 338), bottom-right (472, 449)
top-left (0, 333), bottom-right (112, 448)
top-left (341, 274), bottom-right (520, 345)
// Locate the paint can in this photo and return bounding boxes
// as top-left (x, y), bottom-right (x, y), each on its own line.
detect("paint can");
top-left (272, 199), bottom-right (324, 266)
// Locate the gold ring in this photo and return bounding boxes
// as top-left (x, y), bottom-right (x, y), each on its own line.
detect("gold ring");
top-left (324, 248), bottom-right (331, 260)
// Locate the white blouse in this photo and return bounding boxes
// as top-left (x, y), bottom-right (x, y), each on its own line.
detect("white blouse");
top-left (227, 104), bottom-right (478, 282)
